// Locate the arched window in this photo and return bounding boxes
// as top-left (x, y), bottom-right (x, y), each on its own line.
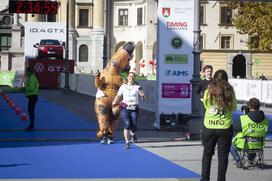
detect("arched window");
top-left (79, 44), bottom-right (88, 62)
top-left (232, 54), bottom-right (246, 78)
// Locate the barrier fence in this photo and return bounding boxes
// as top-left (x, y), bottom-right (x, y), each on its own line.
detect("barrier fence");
top-left (60, 74), bottom-right (272, 112)
top-left (229, 79), bottom-right (272, 104)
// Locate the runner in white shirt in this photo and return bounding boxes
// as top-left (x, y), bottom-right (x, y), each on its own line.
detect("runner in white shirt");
top-left (112, 72), bottom-right (145, 149)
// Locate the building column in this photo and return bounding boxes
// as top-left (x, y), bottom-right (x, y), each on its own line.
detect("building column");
top-left (145, 0), bottom-right (157, 75)
top-left (93, 0), bottom-right (104, 30)
top-left (244, 53), bottom-right (253, 79)
top-left (11, 14), bottom-right (21, 49)
top-left (60, 0), bottom-right (77, 61)
top-left (145, 45), bottom-right (154, 75)
top-left (3, 13), bottom-right (25, 72)
top-left (68, 0), bottom-right (76, 31)
top-left (59, 0), bottom-right (67, 22)
top-left (58, 0), bottom-right (76, 31)
top-left (227, 53), bottom-right (235, 78)
top-left (68, 0), bottom-right (77, 61)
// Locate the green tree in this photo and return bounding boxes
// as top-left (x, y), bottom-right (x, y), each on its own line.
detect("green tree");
top-left (229, 2), bottom-right (272, 51)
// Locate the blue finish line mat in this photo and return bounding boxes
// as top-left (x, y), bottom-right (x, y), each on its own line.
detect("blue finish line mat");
top-left (0, 93), bottom-right (97, 139)
top-left (0, 93), bottom-right (98, 129)
top-left (0, 141), bottom-right (199, 179)
top-left (0, 93), bottom-right (199, 179)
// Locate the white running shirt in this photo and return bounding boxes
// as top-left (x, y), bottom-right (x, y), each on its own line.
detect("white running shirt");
top-left (117, 84), bottom-right (141, 105)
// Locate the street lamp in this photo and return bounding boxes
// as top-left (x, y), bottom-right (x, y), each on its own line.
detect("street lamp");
top-left (64, 0), bottom-right (70, 92)
top-left (103, 0), bottom-right (111, 68)
top-left (188, 0), bottom-right (202, 139)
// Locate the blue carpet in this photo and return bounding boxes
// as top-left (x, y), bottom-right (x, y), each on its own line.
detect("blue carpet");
top-left (0, 141), bottom-right (199, 179)
top-left (0, 93), bottom-right (98, 130)
top-left (0, 131), bottom-right (96, 139)
top-left (0, 93), bottom-right (199, 179)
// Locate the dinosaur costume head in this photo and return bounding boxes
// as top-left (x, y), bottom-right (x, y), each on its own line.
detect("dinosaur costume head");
top-left (104, 41), bottom-right (135, 73)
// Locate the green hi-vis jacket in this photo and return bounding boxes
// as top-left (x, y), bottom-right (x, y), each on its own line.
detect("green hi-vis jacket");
top-left (202, 90), bottom-right (237, 129)
top-left (233, 115), bottom-right (268, 149)
top-left (25, 74), bottom-right (39, 96)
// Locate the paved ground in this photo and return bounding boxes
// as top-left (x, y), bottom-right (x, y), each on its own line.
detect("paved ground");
top-left (1, 89), bottom-right (272, 181)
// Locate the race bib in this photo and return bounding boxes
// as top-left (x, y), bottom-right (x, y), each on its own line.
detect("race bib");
top-left (123, 96), bottom-right (136, 105)
top-left (126, 105), bottom-right (136, 110)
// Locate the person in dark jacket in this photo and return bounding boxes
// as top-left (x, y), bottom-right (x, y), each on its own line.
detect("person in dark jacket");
top-left (230, 98), bottom-right (268, 168)
top-left (24, 67), bottom-right (39, 131)
top-left (196, 65), bottom-right (213, 98)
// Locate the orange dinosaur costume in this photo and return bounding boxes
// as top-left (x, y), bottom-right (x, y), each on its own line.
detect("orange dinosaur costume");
top-left (94, 42), bottom-right (135, 144)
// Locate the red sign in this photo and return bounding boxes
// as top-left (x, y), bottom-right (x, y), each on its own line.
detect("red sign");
top-left (162, 8), bottom-right (171, 18)
top-left (9, 1), bottom-right (59, 15)
top-left (29, 59), bottom-right (74, 88)
top-left (162, 83), bottom-right (191, 98)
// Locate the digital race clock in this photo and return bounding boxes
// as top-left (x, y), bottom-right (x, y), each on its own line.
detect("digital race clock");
top-left (9, 0), bottom-right (59, 15)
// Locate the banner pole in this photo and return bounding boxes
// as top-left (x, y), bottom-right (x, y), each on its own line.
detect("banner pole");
top-left (188, 0), bottom-right (202, 139)
top-left (64, 0), bottom-right (70, 92)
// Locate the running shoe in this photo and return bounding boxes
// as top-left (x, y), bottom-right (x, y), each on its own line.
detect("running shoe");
top-left (124, 143), bottom-right (130, 149)
top-left (131, 134), bottom-right (137, 143)
top-left (100, 136), bottom-right (107, 144)
top-left (107, 137), bottom-right (114, 144)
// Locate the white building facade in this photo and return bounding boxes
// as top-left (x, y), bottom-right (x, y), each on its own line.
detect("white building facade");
top-left (1, 0), bottom-right (271, 79)
top-left (0, 0), bottom-right (105, 74)
top-left (112, 0), bottom-right (272, 79)
top-left (112, 0), bottom-right (157, 76)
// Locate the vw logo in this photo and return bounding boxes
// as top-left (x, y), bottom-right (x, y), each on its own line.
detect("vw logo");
top-left (34, 63), bottom-right (44, 73)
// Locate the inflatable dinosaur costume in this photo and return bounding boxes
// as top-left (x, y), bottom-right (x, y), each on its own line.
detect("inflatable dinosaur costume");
top-left (95, 42), bottom-right (135, 144)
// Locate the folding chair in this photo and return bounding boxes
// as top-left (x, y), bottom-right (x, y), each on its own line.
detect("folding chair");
top-left (239, 136), bottom-right (264, 169)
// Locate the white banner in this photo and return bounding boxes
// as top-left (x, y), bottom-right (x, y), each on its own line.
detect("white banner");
top-left (261, 81), bottom-right (272, 104)
top-left (24, 22), bottom-right (66, 62)
top-left (229, 79), bottom-right (272, 104)
top-left (156, 0), bottom-right (194, 128)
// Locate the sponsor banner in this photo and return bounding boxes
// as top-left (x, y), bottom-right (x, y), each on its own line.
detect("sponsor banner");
top-left (165, 54), bottom-right (188, 64)
top-left (162, 83), bottom-right (190, 98)
top-left (156, 0), bottom-right (194, 128)
top-left (24, 22), bottom-right (66, 62)
top-left (29, 59), bottom-right (74, 88)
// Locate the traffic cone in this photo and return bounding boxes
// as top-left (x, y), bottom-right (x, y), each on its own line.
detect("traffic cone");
top-left (15, 106), bottom-right (21, 114)
top-left (21, 110), bottom-right (27, 121)
top-left (8, 99), bottom-right (14, 106)
top-left (10, 102), bottom-right (15, 109)
top-left (3, 94), bottom-right (8, 101)
top-left (4, 96), bottom-right (8, 102)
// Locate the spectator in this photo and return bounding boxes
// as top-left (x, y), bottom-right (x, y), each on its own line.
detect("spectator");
top-left (230, 98), bottom-right (269, 168)
top-left (196, 65), bottom-right (214, 128)
top-left (24, 67), bottom-right (39, 131)
top-left (259, 74), bottom-right (267, 80)
top-left (196, 65), bottom-right (213, 98)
